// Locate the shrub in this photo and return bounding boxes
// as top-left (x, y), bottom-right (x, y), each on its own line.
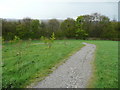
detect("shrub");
top-left (40, 32), bottom-right (56, 48)
top-left (13, 36), bottom-right (20, 43)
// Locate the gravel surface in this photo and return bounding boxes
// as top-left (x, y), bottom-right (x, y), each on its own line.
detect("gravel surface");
top-left (33, 42), bottom-right (96, 88)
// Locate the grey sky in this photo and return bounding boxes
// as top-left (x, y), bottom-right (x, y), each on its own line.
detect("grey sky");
top-left (0, 0), bottom-right (119, 20)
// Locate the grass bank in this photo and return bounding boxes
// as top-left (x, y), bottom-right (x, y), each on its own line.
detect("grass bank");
top-left (2, 40), bottom-right (84, 88)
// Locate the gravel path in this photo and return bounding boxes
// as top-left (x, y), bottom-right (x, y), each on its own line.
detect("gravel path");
top-left (33, 42), bottom-right (96, 88)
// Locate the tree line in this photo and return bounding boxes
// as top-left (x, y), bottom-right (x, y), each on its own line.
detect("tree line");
top-left (2, 13), bottom-right (120, 41)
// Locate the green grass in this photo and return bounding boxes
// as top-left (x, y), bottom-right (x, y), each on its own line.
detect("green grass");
top-left (86, 40), bottom-right (118, 88)
top-left (2, 40), bottom-right (84, 88)
top-left (2, 40), bottom-right (118, 88)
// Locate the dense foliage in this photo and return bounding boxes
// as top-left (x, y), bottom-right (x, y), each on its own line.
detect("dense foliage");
top-left (2, 13), bottom-right (119, 41)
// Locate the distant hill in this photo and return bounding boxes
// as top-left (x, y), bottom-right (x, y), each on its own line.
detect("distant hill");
top-left (2, 18), bottom-right (64, 23)
top-left (41, 19), bottom-right (64, 23)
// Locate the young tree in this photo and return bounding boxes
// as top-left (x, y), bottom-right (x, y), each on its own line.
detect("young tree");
top-left (40, 32), bottom-right (55, 48)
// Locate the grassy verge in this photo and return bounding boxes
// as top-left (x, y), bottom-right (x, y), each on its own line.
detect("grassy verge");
top-left (2, 40), bottom-right (84, 88)
top-left (86, 40), bottom-right (118, 88)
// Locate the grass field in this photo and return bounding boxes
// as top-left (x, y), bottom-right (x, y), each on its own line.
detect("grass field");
top-left (2, 40), bottom-right (118, 88)
top-left (86, 40), bottom-right (118, 88)
top-left (2, 40), bottom-right (84, 88)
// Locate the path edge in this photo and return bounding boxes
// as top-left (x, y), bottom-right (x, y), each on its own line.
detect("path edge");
top-left (26, 43), bottom-right (85, 88)
top-left (86, 43), bottom-right (97, 88)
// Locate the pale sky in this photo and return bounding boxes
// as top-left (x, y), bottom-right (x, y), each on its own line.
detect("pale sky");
top-left (0, 0), bottom-right (119, 20)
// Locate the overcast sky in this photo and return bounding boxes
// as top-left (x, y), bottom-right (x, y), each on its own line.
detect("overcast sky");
top-left (0, 0), bottom-right (119, 20)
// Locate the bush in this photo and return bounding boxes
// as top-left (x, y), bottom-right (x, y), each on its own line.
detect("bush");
top-left (13, 36), bottom-right (20, 43)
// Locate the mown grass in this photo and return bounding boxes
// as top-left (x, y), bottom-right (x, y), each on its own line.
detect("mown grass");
top-left (86, 40), bottom-right (118, 88)
top-left (2, 40), bottom-right (84, 88)
top-left (2, 40), bottom-right (118, 88)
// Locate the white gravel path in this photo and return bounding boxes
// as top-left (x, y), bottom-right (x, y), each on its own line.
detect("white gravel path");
top-left (33, 42), bottom-right (96, 88)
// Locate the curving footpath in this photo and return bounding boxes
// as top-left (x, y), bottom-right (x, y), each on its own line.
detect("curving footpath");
top-left (33, 42), bottom-right (96, 88)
